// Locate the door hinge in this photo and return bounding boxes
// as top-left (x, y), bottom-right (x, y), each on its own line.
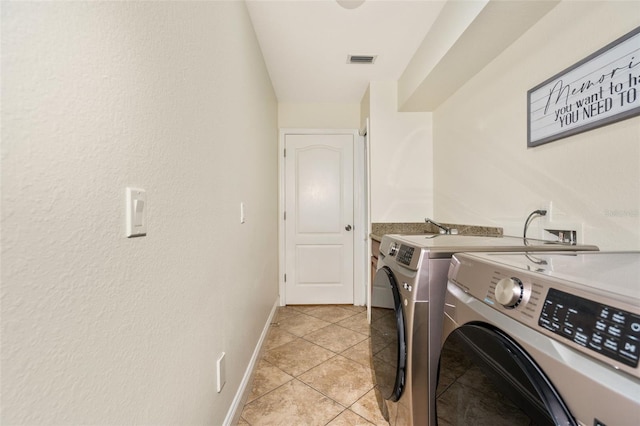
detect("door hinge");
top-left (284, 211), bottom-right (286, 220)
top-left (284, 148), bottom-right (286, 157)
top-left (284, 274), bottom-right (287, 282)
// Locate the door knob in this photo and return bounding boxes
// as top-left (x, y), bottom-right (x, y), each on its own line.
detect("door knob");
top-left (345, 225), bottom-right (352, 231)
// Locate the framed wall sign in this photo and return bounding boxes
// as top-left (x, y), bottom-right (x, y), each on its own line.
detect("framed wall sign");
top-left (528, 26), bottom-right (640, 147)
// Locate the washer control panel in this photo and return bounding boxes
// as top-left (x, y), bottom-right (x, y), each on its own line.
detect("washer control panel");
top-left (396, 245), bottom-right (415, 266)
top-left (540, 288), bottom-right (640, 368)
top-left (379, 236), bottom-right (421, 271)
top-left (448, 252), bottom-right (640, 378)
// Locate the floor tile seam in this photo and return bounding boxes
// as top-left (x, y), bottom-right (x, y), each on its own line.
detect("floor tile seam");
top-left (333, 321), bottom-right (371, 337)
top-left (285, 305), bottom-right (309, 313)
top-left (295, 354), bottom-right (377, 402)
top-left (300, 333), bottom-right (365, 356)
top-left (276, 308), bottom-right (317, 318)
top-left (265, 334), bottom-right (329, 357)
top-left (244, 362), bottom-right (294, 404)
top-left (346, 395), bottom-right (383, 426)
top-left (291, 376), bottom-right (351, 410)
top-left (322, 407), bottom-right (371, 426)
top-left (277, 314), bottom-right (334, 334)
top-left (300, 322), bottom-right (369, 347)
top-left (338, 342), bottom-right (371, 358)
top-left (261, 340), bottom-right (291, 353)
top-left (261, 331), bottom-right (299, 353)
top-left (335, 316), bottom-right (370, 331)
top-left (255, 356), bottom-right (280, 371)
top-left (296, 373), bottom-right (376, 413)
top-left (346, 393), bottom-right (382, 426)
top-left (287, 305), bottom-right (330, 316)
top-left (289, 352), bottom-right (341, 378)
top-left (306, 309), bottom-right (361, 324)
top-left (303, 313), bottom-right (359, 325)
top-left (290, 334), bottom-right (337, 353)
top-left (244, 376), bottom-right (296, 404)
top-left (294, 304), bottom-right (361, 320)
top-left (311, 327), bottom-right (369, 354)
top-left (338, 351), bottom-right (375, 369)
top-left (299, 332), bottom-right (341, 352)
top-left (323, 408), bottom-right (347, 426)
top-left (332, 354), bottom-right (376, 376)
top-left (294, 322), bottom-right (336, 341)
top-left (278, 307), bottom-right (363, 328)
top-left (274, 311), bottom-right (315, 326)
top-left (242, 374), bottom-right (297, 408)
top-left (326, 382), bottom-right (379, 421)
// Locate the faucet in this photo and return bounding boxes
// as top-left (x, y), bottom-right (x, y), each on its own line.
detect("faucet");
top-left (425, 218), bottom-right (453, 235)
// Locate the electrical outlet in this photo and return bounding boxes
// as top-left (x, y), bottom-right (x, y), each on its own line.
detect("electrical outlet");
top-left (544, 228), bottom-right (578, 244)
top-left (216, 352), bottom-right (226, 393)
top-left (542, 201), bottom-right (553, 221)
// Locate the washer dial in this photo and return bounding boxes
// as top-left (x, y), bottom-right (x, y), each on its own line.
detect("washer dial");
top-left (495, 277), bottom-right (524, 308)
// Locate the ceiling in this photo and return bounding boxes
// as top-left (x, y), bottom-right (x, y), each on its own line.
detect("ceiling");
top-left (245, 0), bottom-right (560, 109)
top-left (245, 0), bottom-right (447, 104)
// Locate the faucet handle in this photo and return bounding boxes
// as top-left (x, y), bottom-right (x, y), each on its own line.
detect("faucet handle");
top-left (425, 218), bottom-right (452, 235)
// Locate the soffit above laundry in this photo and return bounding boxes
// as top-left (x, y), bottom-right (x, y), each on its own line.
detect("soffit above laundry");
top-left (246, 0), bottom-right (560, 109)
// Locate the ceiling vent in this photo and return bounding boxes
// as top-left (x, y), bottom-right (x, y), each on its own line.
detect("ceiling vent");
top-left (348, 55), bottom-right (377, 64)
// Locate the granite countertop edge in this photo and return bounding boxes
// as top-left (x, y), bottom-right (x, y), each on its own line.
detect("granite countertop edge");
top-left (370, 222), bottom-right (503, 241)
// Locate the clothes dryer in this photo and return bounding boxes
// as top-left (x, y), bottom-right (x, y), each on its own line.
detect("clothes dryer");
top-left (438, 251), bottom-right (640, 425)
top-left (370, 234), bottom-right (598, 426)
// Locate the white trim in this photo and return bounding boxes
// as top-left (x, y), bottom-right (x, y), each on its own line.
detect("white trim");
top-left (223, 298), bottom-right (279, 426)
top-left (353, 133), bottom-right (366, 306)
top-left (278, 130), bottom-right (285, 306)
top-left (278, 128), bottom-right (365, 306)
top-left (363, 118), bottom-right (372, 322)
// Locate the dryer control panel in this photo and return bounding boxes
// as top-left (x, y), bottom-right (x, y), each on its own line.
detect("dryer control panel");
top-left (539, 288), bottom-right (640, 368)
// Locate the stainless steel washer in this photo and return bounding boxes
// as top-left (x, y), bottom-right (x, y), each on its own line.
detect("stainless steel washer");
top-left (370, 234), bottom-right (598, 426)
top-left (439, 251), bottom-right (640, 425)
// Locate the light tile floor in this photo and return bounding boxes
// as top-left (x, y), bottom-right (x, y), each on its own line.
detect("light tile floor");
top-left (238, 304), bottom-right (388, 426)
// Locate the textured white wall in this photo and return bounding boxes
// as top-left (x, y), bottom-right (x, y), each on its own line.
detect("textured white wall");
top-left (368, 81), bottom-right (434, 222)
top-left (278, 102), bottom-right (361, 129)
top-left (1, 2), bottom-right (278, 424)
top-left (433, 1), bottom-right (640, 249)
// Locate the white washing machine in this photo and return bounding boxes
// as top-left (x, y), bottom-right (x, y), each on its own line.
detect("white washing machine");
top-left (439, 251), bottom-right (640, 425)
top-left (370, 234), bottom-right (598, 426)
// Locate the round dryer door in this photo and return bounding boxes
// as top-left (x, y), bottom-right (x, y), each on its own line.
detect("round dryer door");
top-left (436, 324), bottom-right (576, 426)
top-left (370, 266), bottom-right (406, 402)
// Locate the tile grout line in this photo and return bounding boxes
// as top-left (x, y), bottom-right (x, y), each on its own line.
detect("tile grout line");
top-left (239, 305), bottom-right (377, 426)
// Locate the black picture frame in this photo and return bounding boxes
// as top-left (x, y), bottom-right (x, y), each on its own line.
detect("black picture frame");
top-left (527, 26), bottom-right (640, 147)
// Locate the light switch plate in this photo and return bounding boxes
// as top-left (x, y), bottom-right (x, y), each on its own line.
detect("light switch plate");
top-left (216, 352), bottom-right (226, 393)
top-left (126, 187), bottom-right (147, 237)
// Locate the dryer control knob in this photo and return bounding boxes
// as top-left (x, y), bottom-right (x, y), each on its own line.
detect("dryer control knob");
top-left (389, 243), bottom-right (399, 256)
top-left (495, 277), bottom-right (524, 308)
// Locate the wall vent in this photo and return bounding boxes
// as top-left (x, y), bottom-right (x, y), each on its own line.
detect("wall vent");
top-left (348, 55), bottom-right (376, 64)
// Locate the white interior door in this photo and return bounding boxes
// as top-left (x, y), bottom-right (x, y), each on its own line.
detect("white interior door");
top-left (284, 133), bottom-right (354, 305)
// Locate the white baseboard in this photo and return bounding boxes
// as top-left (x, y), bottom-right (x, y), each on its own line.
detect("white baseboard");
top-left (223, 298), bottom-right (279, 426)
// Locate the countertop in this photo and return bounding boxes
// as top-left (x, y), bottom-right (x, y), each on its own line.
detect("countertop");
top-left (370, 222), bottom-right (503, 242)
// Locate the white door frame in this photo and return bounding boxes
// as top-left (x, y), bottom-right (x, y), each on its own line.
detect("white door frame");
top-left (279, 128), bottom-right (366, 306)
